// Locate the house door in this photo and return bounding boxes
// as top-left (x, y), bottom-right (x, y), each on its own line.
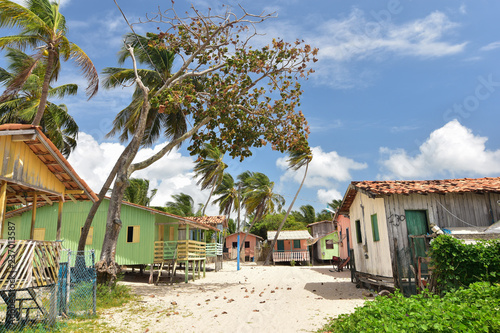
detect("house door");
top-left (277, 240), bottom-right (284, 252)
top-left (158, 225), bottom-right (164, 241)
top-left (405, 210), bottom-right (429, 260)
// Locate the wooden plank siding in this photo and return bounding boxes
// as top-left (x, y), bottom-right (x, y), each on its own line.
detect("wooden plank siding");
top-left (383, 192), bottom-right (500, 279)
top-left (0, 136), bottom-right (65, 196)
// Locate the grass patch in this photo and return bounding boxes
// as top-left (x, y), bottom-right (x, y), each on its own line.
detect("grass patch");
top-left (96, 282), bottom-right (135, 309)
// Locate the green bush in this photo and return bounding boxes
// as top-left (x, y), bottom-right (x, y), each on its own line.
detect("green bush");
top-left (319, 282), bottom-right (500, 332)
top-left (96, 281), bottom-right (134, 309)
top-left (429, 235), bottom-right (500, 293)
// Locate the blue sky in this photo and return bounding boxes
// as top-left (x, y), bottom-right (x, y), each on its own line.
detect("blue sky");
top-left (4, 0), bottom-right (500, 216)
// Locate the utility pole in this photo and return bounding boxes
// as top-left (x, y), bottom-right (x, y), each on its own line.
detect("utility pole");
top-left (236, 183), bottom-right (241, 271)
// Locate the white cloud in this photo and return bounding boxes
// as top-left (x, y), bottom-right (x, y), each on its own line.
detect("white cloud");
top-left (68, 132), bottom-right (221, 215)
top-left (307, 10), bottom-right (466, 88)
top-left (379, 120), bottom-right (500, 179)
top-left (277, 146), bottom-right (367, 187)
top-left (316, 10), bottom-right (466, 62)
top-left (317, 188), bottom-right (343, 202)
top-left (480, 41), bottom-right (500, 52)
top-left (459, 4), bottom-right (467, 15)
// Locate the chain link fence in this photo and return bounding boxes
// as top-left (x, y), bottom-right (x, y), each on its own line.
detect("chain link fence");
top-left (0, 249), bottom-right (96, 332)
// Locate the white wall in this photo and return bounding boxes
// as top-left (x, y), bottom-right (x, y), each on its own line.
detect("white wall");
top-left (350, 192), bottom-right (393, 277)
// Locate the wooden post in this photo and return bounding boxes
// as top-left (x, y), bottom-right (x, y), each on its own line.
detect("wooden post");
top-left (184, 261), bottom-right (188, 283)
top-left (0, 181), bottom-right (7, 238)
top-left (149, 264), bottom-right (154, 284)
top-left (56, 199), bottom-right (64, 240)
top-left (66, 250), bottom-right (71, 315)
top-left (29, 193), bottom-right (38, 239)
top-left (203, 260), bottom-right (206, 278)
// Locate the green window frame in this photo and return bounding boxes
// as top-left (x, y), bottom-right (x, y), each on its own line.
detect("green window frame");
top-left (371, 214), bottom-right (380, 241)
top-left (293, 239), bottom-right (301, 249)
top-left (355, 220), bottom-right (362, 243)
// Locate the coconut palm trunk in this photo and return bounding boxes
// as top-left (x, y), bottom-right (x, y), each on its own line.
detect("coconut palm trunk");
top-left (265, 161), bottom-right (309, 265)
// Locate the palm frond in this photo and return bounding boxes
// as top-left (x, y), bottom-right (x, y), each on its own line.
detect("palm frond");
top-left (68, 41), bottom-right (99, 98)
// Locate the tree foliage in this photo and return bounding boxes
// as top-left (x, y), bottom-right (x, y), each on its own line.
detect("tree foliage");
top-left (0, 0), bottom-right (98, 125)
top-left (0, 48), bottom-right (79, 156)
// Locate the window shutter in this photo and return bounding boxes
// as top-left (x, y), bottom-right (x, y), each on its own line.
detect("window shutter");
top-left (371, 214), bottom-right (380, 241)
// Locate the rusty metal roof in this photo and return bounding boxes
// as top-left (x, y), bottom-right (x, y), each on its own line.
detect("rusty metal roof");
top-left (337, 177), bottom-right (500, 214)
top-left (185, 215), bottom-right (228, 228)
top-left (0, 124), bottom-right (97, 205)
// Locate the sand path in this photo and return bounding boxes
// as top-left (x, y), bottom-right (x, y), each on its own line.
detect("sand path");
top-left (98, 261), bottom-right (367, 332)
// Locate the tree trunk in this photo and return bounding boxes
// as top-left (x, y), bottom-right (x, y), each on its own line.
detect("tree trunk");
top-left (32, 46), bottom-right (55, 126)
top-left (264, 162), bottom-right (309, 266)
top-left (202, 184), bottom-right (215, 216)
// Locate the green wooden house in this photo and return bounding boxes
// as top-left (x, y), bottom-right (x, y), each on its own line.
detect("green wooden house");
top-left (5, 199), bottom-right (219, 282)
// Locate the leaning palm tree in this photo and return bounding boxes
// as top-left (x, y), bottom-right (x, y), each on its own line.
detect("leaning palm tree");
top-left (265, 149), bottom-right (312, 265)
top-left (0, 0), bottom-right (99, 126)
top-left (102, 33), bottom-right (187, 147)
top-left (193, 143), bottom-right (227, 215)
top-left (239, 172), bottom-right (285, 257)
top-left (0, 48), bottom-right (79, 156)
top-left (212, 172), bottom-right (239, 222)
top-left (123, 178), bottom-right (158, 207)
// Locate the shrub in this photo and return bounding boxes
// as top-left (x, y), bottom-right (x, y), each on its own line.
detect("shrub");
top-left (318, 282), bottom-right (500, 332)
top-left (429, 235), bottom-right (500, 294)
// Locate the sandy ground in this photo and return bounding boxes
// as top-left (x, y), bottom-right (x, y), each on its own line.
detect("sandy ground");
top-left (98, 261), bottom-right (367, 333)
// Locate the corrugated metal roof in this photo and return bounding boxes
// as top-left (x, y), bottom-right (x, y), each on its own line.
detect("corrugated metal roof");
top-left (267, 230), bottom-right (312, 240)
top-left (185, 216), bottom-right (228, 228)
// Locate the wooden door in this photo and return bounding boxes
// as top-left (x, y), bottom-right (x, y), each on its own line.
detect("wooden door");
top-left (405, 210), bottom-right (429, 260)
top-left (158, 225), bottom-right (164, 241)
top-left (277, 240), bottom-right (284, 252)
top-left (169, 226), bottom-right (175, 241)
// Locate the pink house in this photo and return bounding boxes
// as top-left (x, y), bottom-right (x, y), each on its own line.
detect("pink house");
top-left (224, 232), bottom-right (263, 261)
top-left (336, 214), bottom-right (352, 261)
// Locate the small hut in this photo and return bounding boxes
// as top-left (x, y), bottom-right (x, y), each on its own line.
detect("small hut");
top-left (267, 230), bottom-right (312, 264)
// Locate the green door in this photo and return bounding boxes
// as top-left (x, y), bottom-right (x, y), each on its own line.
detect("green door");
top-left (405, 210), bottom-right (429, 260)
top-left (277, 240), bottom-right (284, 252)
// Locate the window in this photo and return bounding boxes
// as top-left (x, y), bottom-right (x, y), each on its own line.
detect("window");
top-left (245, 241), bottom-right (250, 248)
top-left (127, 226), bottom-right (140, 243)
top-left (371, 214), bottom-right (380, 241)
top-left (178, 229), bottom-right (186, 240)
top-left (80, 227), bottom-right (93, 245)
top-left (355, 220), bottom-right (362, 243)
top-left (232, 242), bottom-right (238, 248)
top-left (33, 228), bottom-right (45, 241)
top-left (158, 225), bottom-right (164, 241)
top-left (293, 240), bottom-right (301, 249)
top-left (325, 239), bottom-right (334, 249)
top-left (169, 226), bottom-right (175, 241)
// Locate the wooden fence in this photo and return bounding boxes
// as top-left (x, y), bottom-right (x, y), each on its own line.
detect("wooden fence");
top-left (272, 250), bottom-right (310, 263)
top-left (206, 243), bottom-right (223, 257)
top-left (153, 240), bottom-right (207, 263)
top-left (0, 240), bottom-right (61, 290)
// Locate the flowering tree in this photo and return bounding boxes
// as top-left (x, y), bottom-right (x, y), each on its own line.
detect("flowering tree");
top-left (79, 3), bottom-right (316, 282)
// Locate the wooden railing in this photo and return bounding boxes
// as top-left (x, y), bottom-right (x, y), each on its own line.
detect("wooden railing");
top-left (154, 240), bottom-right (206, 262)
top-left (0, 240), bottom-right (61, 290)
top-left (272, 250), bottom-right (310, 263)
top-left (206, 243), bottom-right (223, 257)
top-left (153, 241), bottom-right (177, 263)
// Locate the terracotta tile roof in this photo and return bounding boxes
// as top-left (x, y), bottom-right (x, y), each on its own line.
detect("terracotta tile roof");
top-left (0, 124), bottom-right (97, 204)
top-left (185, 216), bottom-right (228, 228)
top-left (337, 177), bottom-right (500, 214)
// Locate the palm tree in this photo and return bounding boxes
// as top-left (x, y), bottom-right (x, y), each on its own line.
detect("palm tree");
top-left (294, 205), bottom-right (317, 224)
top-left (212, 173), bottom-right (239, 222)
top-left (0, 0), bottom-right (99, 126)
top-left (102, 33), bottom-right (187, 147)
top-left (123, 178), bottom-right (157, 207)
top-left (165, 193), bottom-right (203, 217)
top-left (265, 149), bottom-right (312, 265)
top-left (193, 143), bottom-right (227, 215)
top-left (0, 48), bottom-right (79, 156)
top-left (239, 171), bottom-right (285, 257)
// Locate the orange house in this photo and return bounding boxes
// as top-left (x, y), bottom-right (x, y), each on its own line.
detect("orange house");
top-left (224, 232), bottom-right (263, 261)
top-left (267, 230), bottom-right (312, 263)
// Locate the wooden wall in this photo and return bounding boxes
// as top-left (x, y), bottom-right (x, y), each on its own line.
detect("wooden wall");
top-left (384, 191), bottom-right (500, 279)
